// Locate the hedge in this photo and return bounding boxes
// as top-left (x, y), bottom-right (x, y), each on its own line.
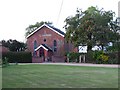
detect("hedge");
top-left (2, 51), bottom-right (32, 63)
top-left (107, 51), bottom-right (119, 64)
top-left (65, 52), bottom-right (86, 63)
top-left (86, 51), bottom-right (119, 64)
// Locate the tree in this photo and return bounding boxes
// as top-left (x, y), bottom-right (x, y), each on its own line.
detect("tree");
top-left (25, 21), bottom-right (52, 37)
top-left (64, 6), bottom-right (119, 52)
top-left (106, 18), bottom-right (120, 52)
top-left (1, 39), bottom-right (26, 52)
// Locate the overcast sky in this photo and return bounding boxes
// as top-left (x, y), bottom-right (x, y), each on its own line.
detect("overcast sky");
top-left (0, 0), bottom-right (119, 42)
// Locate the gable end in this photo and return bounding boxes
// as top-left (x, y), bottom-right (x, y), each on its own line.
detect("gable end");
top-left (26, 24), bottom-right (65, 38)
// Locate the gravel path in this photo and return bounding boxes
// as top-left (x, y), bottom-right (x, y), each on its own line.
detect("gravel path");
top-left (15, 63), bottom-right (119, 68)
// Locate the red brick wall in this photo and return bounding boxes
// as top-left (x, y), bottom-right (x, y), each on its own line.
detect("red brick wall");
top-left (27, 26), bottom-right (65, 56)
top-left (32, 57), bottom-right (44, 63)
top-left (52, 56), bottom-right (65, 62)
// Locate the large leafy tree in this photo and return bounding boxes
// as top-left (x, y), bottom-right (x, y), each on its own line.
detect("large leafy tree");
top-left (64, 6), bottom-right (119, 51)
top-left (25, 21), bottom-right (52, 37)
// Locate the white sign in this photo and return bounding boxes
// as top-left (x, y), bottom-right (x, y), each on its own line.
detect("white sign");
top-left (42, 34), bottom-right (51, 37)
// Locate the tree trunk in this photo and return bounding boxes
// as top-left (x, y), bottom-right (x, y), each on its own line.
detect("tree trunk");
top-left (87, 33), bottom-right (92, 52)
top-left (87, 44), bottom-right (92, 52)
top-left (101, 45), bottom-right (104, 51)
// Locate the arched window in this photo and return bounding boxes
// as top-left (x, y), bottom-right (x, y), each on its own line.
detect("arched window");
top-left (34, 40), bottom-right (37, 50)
top-left (53, 40), bottom-right (57, 52)
top-left (54, 40), bottom-right (57, 46)
top-left (33, 40), bottom-right (37, 56)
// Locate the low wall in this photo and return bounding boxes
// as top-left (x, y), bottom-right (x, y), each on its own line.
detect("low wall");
top-left (52, 56), bottom-right (65, 62)
top-left (32, 57), bottom-right (44, 63)
top-left (32, 56), bottom-right (65, 63)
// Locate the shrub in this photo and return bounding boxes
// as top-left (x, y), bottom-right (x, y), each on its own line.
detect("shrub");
top-left (2, 51), bottom-right (32, 63)
top-left (107, 52), bottom-right (118, 64)
top-left (2, 57), bottom-right (9, 67)
top-left (86, 51), bottom-right (94, 63)
top-left (100, 54), bottom-right (109, 64)
top-left (67, 52), bottom-right (80, 62)
top-left (93, 50), bottom-right (109, 64)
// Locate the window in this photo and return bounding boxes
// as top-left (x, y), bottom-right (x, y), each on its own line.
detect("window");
top-left (33, 40), bottom-right (37, 56)
top-left (53, 40), bottom-right (57, 52)
top-left (54, 40), bottom-right (57, 46)
top-left (34, 40), bottom-right (37, 50)
top-left (54, 48), bottom-right (57, 52)
top-left (44, 39), bottom-right (46, 42)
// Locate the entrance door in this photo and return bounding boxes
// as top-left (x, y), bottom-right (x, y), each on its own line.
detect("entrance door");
top-left (39, 47), bottom-right (45, 61)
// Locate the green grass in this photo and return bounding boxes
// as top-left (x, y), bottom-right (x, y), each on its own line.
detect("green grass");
top-left (2, 64), bottom-right (118, 88)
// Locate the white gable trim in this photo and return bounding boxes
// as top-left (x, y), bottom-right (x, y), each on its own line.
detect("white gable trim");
top-left (35, 44), bottom-right (48, 51)
top-left (26, 24), bottom-right (64, 38)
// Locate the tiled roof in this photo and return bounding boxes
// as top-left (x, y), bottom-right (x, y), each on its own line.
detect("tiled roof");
top-left (47, 24), bottom-right (65, 36)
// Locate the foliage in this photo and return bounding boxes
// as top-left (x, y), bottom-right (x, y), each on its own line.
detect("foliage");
top-left (64, 6), bottom-right (119, 51)
top-left (100, 54), bottom-right (109, 62)
top-left (106, 42), bottom-right (120, 52)
top-left (2, 52), bottom-right (32, 63)
top-left (86, 50), bottom-right (118, 64)
top-left (1, 39), bottom-right (26, 52)
top-left (109, 18), bottom-right (120, 41)
top-left (2, 57), bottom-right (9, 67)
top-left (25, 21), bottom-right (52, 37)
top-left (66, 52), bottom-right (80, 62)
top-left (107, 52), bottom-right (118, 64)
top-left (93, 50), bottom-right (109, 64)
top-left (86, 50), bottom-right (94, 63)
top-left (93, 50), bottom-right (103, 61)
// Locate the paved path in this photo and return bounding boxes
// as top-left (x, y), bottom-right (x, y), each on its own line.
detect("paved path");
top-left (16, 63), bottom-right (119, 68)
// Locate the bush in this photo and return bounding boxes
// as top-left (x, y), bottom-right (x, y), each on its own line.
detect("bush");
top-left (93, 50), bottom-right (109, 64)
top-left (66, 52), bottom-right (80, 62)
top-left (107, 52), bottom-right (118, 64)
top-left (2, 51), bottom-right (32, 63)
top-left (2, 57), bottom-right (9, 67)
top-left (86, 51), bottom-right (94, 63)
top-left (92, 50), bottom-right (119, 64)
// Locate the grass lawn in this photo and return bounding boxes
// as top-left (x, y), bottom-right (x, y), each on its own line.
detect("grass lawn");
top-left (2, 64), bottom-right (119, 88)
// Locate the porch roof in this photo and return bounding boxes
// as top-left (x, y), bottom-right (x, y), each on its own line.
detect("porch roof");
top-left (35, 44), bottom-right (53, 51)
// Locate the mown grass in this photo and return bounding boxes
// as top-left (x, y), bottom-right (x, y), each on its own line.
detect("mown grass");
top-left (2, 64), bottom-right (119, 88)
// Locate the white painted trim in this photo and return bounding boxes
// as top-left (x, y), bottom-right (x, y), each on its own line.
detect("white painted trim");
top-left (35, 44), bottom-right (48, 51)
top-left (26, 24), bottom-right (45, 38)
top-left (26, 24), bottom-right (64, 38)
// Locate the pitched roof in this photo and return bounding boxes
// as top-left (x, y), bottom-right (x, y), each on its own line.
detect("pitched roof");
top-left (26, 24), bottom-right (65, 38)
top-left (35, 44), bottom-right (53, 51)
top-left (47, 24), bottom-right (65, 36)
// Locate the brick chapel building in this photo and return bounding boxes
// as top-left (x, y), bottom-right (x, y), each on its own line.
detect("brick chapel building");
top-left (26, 24), bottom-right (78, 63)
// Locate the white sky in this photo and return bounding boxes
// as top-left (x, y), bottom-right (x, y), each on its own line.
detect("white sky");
top-left (0, 0), bottom-right (119, 42)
